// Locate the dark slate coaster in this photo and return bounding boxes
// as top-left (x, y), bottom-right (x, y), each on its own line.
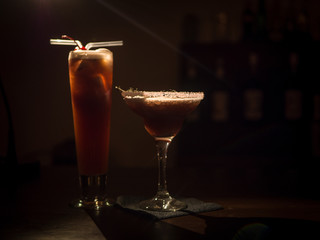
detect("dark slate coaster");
top-left (116, 195), bottom-right (223, 220)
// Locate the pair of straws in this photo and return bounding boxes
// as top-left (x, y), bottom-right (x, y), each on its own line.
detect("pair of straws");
top-left (50, 35), bottom-right (123, 50)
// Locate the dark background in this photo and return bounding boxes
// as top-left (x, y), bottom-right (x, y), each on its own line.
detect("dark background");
top-left (1, 0), bottom-right (320, 198)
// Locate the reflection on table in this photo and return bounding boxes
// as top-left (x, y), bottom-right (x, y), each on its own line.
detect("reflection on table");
top-left (1, 164), bottom-right (320, 240)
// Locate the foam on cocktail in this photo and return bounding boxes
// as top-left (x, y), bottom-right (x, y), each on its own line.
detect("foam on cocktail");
top-left (69, 48), bottom-right (113, 59)
top-left (126, 97), bottom-right (203, 102)
top-left (121, 91), bottom-right (204, 115)
top-left (121, 91), bottom-right (204, 100)
top-left (69, 49), bottom-right (113, 77)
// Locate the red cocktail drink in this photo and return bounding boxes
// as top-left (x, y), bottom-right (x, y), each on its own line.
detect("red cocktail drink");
top-left (68, 49), bottom-right (113, 209)
top-left (123, 92), bottom-right (203, 140)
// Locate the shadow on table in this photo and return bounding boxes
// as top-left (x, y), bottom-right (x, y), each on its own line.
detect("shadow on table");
top-left (86, 205), bottom-right (320, 240)
top-left (203, 215), bottom-right (320, 240)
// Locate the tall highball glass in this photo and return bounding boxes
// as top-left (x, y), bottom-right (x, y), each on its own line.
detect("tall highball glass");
top-left (68, 49), bottom-right (113, 210)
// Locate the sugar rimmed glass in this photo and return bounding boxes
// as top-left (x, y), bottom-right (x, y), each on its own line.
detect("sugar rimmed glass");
top-left (120, 90), bottom-right (204, 211)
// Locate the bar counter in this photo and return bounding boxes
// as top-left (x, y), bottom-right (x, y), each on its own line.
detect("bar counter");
top-left (1, 165), bottom-right (320, 240)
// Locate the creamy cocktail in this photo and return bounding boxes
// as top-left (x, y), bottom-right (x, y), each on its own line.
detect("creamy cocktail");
top-left (121, 90), bottom-right (204, 211)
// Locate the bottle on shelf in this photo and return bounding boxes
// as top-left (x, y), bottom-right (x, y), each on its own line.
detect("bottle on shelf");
top-left (211, 58), bottom-right (229, 122)
top-left (255, 0), bottom-right (268, 42)
top-left (268, 0), bottom-right (284, 42)
top-left (243, 52), bottom-right (263, 121)
top-left (184, 59), bottom-right (202, 122)
top-left (295, 6), bottom-right (312, 43)
top-left (311, 57), bottom-right (320, 159)
top-left (181, 14), bottom-right (200, 44)
top-left (284, 52), bottom-right (302, 121)
top-left (242, 1), bottom-right (255, 42)
top-left (312, 95), bottom-right (320, 158)
top-left (283, 1), bottom-right (299, 46)
top-left (213, 12), bottom-right (229, 43)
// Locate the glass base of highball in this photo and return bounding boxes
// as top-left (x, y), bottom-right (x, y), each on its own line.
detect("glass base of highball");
top-left (139, 193), bottom-right (187, 212)
top-left (70, 198), bottom-right (114, 210)
top-left (70, 174), bottom-right (114, 210)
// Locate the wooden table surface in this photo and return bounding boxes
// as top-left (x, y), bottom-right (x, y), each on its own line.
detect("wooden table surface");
top-left (1, 165), bottom-right (320, 240)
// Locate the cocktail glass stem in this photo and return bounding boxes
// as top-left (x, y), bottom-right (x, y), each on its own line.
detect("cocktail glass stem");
top-left (139, 139), bottom-right (187, 211)
top-left (156, 140), bottom-right (170, 197)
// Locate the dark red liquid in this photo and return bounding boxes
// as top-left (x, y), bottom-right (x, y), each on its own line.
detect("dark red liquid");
top-left (69, 50), bottom-right (113, 175)
top-left (124, 96), bottom-right (202, 139)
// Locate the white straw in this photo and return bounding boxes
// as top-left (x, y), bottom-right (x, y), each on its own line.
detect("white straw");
top-left (85, 41), bottom-right (123, 50)
top-left (50, 39), bottom-right (75, 45)
top-left (50, 39), bottom-right (123, 50)
top-left (50, 39), bottom-right (84, 49)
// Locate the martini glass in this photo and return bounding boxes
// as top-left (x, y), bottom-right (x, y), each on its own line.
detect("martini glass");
top-left (120, 90), bottom-right (204, 211)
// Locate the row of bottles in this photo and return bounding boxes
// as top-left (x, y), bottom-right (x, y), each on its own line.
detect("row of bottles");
top-left (209, 52), bottom-right (306, 122)
top-left (179, 41), bottom-right (320, 161)
top-left (181, 0), bottom-right (315, 44)
top-left (185, 51), bottom-right (315, 123)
